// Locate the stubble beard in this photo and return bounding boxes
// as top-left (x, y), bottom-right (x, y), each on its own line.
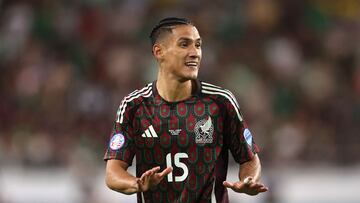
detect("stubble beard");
top-left (178, 68), bottom-right (199, 82)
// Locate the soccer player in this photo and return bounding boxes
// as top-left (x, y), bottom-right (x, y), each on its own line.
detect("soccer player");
top-left (104, 17), bottom-right (268, 202)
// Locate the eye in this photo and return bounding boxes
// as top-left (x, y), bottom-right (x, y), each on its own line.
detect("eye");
top-left (179, 42), bottom-right (188, 48)
top-left (195, 42), bottom-right (201, 48)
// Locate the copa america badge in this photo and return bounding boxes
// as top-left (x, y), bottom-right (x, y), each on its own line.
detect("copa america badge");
top-left (243, 128), bottom-right (253, 147)
top-left (109, 133), bottom-right (125, 150)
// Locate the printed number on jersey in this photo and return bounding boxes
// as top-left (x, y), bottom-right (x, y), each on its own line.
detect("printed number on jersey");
top-left (166, 153), bottom-right (189, 182)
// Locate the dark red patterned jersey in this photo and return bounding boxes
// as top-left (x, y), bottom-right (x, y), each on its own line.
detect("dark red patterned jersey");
top-left (104, 80), bottom-right (259, 203)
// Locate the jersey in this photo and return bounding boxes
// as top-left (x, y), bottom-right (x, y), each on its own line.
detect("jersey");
top-left (104, 80), bottom-right (259, 203)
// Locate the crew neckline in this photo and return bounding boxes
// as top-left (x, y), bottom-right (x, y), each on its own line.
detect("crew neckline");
top-left (152, 79), bottom-right (202, 104)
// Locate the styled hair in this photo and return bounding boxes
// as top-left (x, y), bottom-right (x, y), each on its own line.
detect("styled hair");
top-left (149, 17), bottom-right (194, 47)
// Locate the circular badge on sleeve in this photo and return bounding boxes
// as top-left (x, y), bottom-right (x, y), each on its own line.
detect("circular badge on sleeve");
top-left (109, 133), bottom-right (125, 150)
top-left (243, 128), bottom-right (253, 146)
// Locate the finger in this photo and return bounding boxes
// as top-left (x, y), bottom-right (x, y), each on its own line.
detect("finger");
top-left (258, 185), bottom-right (269, 191)
top-left (148, 169), bottom-right (156, 177)
top-left (143, 166), bottom-right (160, 179)
top-left (140, 170), bottom-right (152, 182)
top-left (136, 177), bottom-right (141, 184)
top-left (137, 177), bottom-right (144, 185)
top-left (151, 166), bottom-right (161, 174)
top-left (258, 187), bottom-right (269, 193)
top-left (136, 178), bottom-right (144, 191)
top-left (137, 176), bottom-right (146, 187)
top-left (139, 173), bottom-right (147, 183)
top-left (223, 181), bottom-right (235, 188)
top-left (158, 167), bottom-right (173, 178)
top-left (145, 170), bottom-right (153, 177)
top-left (148, 167), bottom-right (161, 179)
top-left (257, 187), bottom-right (269, 193)
top-left (248, 184), bottom-right (268, 194)
top-left (249, 182), bottom-right (266, 189)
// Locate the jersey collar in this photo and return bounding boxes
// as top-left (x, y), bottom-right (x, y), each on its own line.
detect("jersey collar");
top-left (152, 79), bottom-right (202, 102)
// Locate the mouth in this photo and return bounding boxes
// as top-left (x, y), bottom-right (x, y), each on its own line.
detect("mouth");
top-left (185, 61), bottom-right (198, 68)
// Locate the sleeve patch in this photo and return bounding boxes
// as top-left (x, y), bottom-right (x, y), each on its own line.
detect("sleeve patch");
top-left (109, 133), bottom-right (125, 150)
top-left (243, 128), bottom-right (253, 147)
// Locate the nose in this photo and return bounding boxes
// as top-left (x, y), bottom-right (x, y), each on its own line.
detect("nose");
top-left (188, 45), bottom-right (201, 59)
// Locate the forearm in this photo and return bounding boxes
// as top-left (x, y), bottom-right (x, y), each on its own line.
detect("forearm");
top-left (105, 160), bottom-right (139, 195)
top-left (239, 154), bottom-right (261, 182)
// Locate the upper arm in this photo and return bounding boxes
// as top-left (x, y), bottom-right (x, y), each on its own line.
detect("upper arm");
top-left (103, 98), bottom-right (137, 164)
top-left (222, 92), bottom-right (259, 164)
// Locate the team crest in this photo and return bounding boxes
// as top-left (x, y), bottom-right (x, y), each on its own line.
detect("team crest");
top-left (194, 116), bottom-right (214, 144)
top-left (109, 133), bottom-right (125, 150)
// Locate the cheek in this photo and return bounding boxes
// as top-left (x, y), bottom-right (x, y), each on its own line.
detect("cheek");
top-left (164, 55), bottom-right (177, 65)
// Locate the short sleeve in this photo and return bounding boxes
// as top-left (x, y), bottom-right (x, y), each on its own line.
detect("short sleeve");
top-left (224, 94), bottom-right (260, 164)
top-left (103, 100), bottom-right (136, 165)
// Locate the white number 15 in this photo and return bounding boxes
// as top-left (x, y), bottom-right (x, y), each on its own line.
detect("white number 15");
top-left (166, 153), bottom-right (189, 182)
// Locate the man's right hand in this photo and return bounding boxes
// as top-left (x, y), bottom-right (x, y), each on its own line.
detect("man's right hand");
top-left (136, 166), bottom-right (173, 192)
top-left (106, 160), bottom-right (172, 195)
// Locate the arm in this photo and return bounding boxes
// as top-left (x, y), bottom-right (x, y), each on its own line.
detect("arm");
top-left (223, 154), bottom-right (268, 195)
top-left (220, 89), bottom-right (268, 195)
top-left (105, 159), bottom-right (138, 194)
top-left (105, 159), bottom-right (172, 195)
top-left (239, 153), bottom-right (261, 182)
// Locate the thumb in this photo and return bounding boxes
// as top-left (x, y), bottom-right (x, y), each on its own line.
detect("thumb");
top-left (243, 177), bottom-right (253, 185)
top-left (223, 181), bottom-right (234, 188)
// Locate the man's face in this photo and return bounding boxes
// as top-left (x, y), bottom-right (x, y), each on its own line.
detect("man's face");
top-left (158, 25), bottom-right (202, 81)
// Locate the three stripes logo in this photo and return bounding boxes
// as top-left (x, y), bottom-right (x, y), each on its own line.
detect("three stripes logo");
top-left (142, 125), bottom-right (158, 138)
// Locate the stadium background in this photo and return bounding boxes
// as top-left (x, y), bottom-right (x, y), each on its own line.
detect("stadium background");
top-left (1, 0), bottom-right (360, 202)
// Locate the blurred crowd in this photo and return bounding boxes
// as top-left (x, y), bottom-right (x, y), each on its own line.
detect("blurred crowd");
top-left (1, 0), bottom-right (360, 174)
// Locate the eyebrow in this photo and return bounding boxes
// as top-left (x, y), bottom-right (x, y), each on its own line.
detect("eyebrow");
top-left (177, 37), bottom-right (202, 42)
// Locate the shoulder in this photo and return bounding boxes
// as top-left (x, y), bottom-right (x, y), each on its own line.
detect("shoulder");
top-left (122, 82), bottom-right (153, 104)
top-left (115, 82), bottom-right (153, 123)
top-left (200, 81), bottom-right (243, 121)
top-left (200, 81), bottom-right (239, 106)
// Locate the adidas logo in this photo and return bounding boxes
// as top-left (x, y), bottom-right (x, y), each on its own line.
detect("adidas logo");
top-left (141, 125), bottom-right (158, 138)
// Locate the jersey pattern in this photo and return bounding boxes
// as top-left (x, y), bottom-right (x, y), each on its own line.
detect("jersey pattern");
top-left (104, 80), bottom-right (259, 203)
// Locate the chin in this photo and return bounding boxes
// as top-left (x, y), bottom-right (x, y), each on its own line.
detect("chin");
top-left (190, 74), bottom-right (198, 80)
top-left (178, 74), bottom-right (198, 82)
top-left (185, 72), bottom-right (198, 80)
top-left (176, 68), bottom-right (199, 81)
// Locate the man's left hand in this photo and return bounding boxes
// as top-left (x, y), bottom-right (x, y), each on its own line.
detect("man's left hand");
top-left (223, 177), bottom-right (268, 196)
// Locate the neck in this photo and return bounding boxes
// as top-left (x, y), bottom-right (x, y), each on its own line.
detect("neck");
top-left (156, 75), bottom-right (194, 102)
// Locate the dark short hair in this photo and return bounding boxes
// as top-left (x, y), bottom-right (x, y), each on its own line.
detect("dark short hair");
top-left (149, 17), bottom-right (194, 46)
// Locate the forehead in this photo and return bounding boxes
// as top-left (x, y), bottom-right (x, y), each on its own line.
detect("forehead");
top-left (168, 25), bottom-right (201, 41)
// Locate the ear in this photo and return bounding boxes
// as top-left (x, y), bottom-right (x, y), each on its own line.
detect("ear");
top-left (152, 44), bottom-right (163, 59)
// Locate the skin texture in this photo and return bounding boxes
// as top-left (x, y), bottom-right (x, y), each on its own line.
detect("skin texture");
top-left (105, 24), bottom-right (268, 196)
